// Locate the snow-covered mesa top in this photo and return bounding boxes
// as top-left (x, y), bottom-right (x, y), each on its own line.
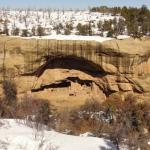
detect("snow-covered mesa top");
top-left (0, 9), bottom-right (124, 36)
top-left (0, 119), bottom-right (116, 150)
top-left (20, 35), bottom-right (113, 43)
top-left (0, 10), bottom-right (121, 30)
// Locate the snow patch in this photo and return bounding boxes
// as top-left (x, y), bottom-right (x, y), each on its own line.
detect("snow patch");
top-left (0, 119), bottom-right (116, 150)
top-left (17, 35), bottom-right (113, 43)
top-left (117, 35), bottom-right (130, 40)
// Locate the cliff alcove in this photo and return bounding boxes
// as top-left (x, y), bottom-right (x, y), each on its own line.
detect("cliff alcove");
top-left (0, 36), bottom-right (150, 110)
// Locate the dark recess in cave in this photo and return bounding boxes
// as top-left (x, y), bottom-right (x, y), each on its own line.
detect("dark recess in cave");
top-left (66, 77), bottom-right (92, 86)
top-left (32, 76), bottom-right (94, 92)
top-left (31, 80), bottom-right (71, 92)
top-left (23, 55), bottom-right (107, 78)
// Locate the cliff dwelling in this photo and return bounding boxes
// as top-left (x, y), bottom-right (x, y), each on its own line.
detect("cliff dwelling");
top-left (0, 36), bottom-right (149, 110)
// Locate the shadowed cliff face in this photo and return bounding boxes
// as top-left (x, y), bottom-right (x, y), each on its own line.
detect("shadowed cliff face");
top-left (0, 36), bottom-right (150, 77)
top-left (0, 36), bottom-right (150, 109)
top-left (30, 55), bottom-right (107, 77)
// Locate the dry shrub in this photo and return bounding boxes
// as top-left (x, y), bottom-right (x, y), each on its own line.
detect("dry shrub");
top-left (16, 95), bottom-right (52, 125)
top-left (80, 99), bottom-right (103, 112)
top-left (2, 80), bottom-right (17, 106)
top-left (0, 80), bottom-right (17, 118)
top-left (102, 93), bottom-right (150, 149)
top-left (56, 108), bottom-right (80, 134)
top-left (57, 95), bottom-right (150, 149)
top-left (0, 98), bottom-right (5, 117)
top-left (57, 99), bottom-right (104, 134)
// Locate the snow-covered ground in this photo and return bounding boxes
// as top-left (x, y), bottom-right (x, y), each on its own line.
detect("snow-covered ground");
top-left (19, 34), bottom-right (113, 43)
top-left (0, 9), bottom-right (123, 36)
top-left (0, 119), bottom-right (116, 150)
top-left (116, 35), bottom-right (130, 40)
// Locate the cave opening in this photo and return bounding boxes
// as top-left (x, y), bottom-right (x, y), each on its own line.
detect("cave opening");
top-left (32, 55), bottom-right (106, 78)
top-left (66, 77), bottom-right (93, 87)
top-left (24, 55), bottom-right (108, 93)
top-left (31, 76), bottom-right (95, 92)
top-left (31, 80), bottom-right (71, 92)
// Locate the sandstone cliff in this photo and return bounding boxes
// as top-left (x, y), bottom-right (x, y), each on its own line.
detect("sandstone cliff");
top-left (0, 36), bottom-right (149, 110)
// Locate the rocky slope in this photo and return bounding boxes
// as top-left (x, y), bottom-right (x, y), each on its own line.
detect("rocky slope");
top-left (0, 35), bottom-right (150, 110)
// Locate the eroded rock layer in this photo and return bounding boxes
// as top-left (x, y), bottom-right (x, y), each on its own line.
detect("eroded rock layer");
top-left (0, 36), bottom-right (150, 109)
